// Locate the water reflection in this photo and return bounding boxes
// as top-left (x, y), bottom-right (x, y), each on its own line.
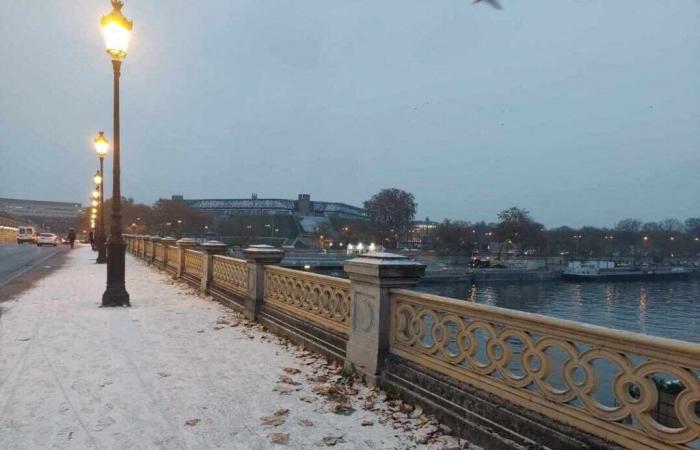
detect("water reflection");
top-left (417, 279), bottom-right (700, 343)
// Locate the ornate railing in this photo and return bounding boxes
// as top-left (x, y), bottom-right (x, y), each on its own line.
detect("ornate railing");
top-left (264, 266), bottom-right (351, 336)
top-left (183, 249), bottom-right (203, 279)
top-left (146, 240), bottom-right (154, 258)
top-left (154, 243), bottom-right (164, 263)
top-left (211, 255), bottom-right (248, 297)
top-left (390, 289), bottom-right (700, 450)
top-left (166, 246), bottom-right (179, 271)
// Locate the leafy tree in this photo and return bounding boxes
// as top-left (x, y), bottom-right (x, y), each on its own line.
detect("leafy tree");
top-left (364, 188), bottom-right (417, 249)
top-left (152, 198), bottom-right (213, 238)
top-left (615, 219), bottom-right (642, 233)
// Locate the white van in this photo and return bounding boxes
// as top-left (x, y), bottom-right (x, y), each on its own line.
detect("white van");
top-left (17, 226), bottom-right (36, 244)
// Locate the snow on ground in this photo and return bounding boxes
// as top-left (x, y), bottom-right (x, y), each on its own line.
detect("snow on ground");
top-left (0, 247), bottom-right (476, 450)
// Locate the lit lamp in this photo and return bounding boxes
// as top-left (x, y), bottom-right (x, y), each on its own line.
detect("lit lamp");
top-left (92, 200), bottom-right (99, 207)
top-left (99, 0), bottom-right (133, 306)
top-left (93, 132), bottom-right (108, 264)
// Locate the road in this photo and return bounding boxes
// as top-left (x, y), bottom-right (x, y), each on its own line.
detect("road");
top-left (0, 244), bottom-right (67, 290)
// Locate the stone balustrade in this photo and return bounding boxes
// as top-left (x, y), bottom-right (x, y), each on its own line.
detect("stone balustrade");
top-left (122, 234), bottom-right (700, 450)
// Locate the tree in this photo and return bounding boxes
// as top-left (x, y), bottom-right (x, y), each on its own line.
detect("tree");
top-left (152, 198), bottom-right (213, 238)
top-left (615, 219), bottom-right (642, 233)
top-left (495, 207), bottom-right (545, 256)
top-left (364, 188), bottom-right (417, 249)
top-left (433, 220), bottom-right (475, 255)
top-left (685, 218), bottom-right (700, 237)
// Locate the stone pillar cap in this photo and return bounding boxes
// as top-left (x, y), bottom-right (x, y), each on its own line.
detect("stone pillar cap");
top-left (344, 252), bottom-right (425, 284)
top-left (161, 236), bottom-right (177, 243)
top-left (151, 236), bottom-right (163, 241)
top-left (243, 245), bottom-right (284, 264)
top-left (202, 240), bottom-right (228, 253)
top-left (176, 238), bottom-right (198, 247)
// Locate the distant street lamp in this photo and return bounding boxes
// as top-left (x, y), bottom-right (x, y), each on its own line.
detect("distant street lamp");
top-left (100, 0), bottom-right (133, 307)
top-left (93, 147), bottom-right (107, 264)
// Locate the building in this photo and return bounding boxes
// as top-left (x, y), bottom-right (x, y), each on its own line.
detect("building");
top-left (0, 198), bottom-right (83, 232)
top-left (180, 194), bottom-right (368, 220)
top-left (400, 217), bottom-right (438, 250)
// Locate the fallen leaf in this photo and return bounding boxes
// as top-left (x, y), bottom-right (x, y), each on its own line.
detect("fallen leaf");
top-left (283, 367), bottom-right (301, 375)
top-left (273, 385), bottom-right (294, 394)
top-left (298, 419), bottom-right (314, 427)
top-left (260, 415), bottom-right (285, 426)
top-left (274, 408), bottom-right (289, 416)
top-left (361, 419), bottom-right (374, 426)
top-left (268, 432), bottom-right (289, 444)
top-left (321, 435), bottom-right (345, 446)
top-left (157, 372), bottom-right (170, 378)
top-left (184, 418), bottom-right (200, 426)
top-left (278, 375), bottom-right (300, 385)
top-left (299, 395), bottom-right (314, 403)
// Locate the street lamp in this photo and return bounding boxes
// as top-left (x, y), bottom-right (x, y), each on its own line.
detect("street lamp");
top-left (94, 133), bottom-right (108, 264)
top-left (100, 0), bottom-right (132, 307)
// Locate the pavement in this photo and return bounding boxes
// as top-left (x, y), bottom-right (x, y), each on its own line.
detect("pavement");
top-left (0, 247), bottom-right (469, 450)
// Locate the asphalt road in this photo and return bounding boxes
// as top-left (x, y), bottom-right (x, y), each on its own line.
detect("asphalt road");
top-left (0, 244), bottom-right (68, 289)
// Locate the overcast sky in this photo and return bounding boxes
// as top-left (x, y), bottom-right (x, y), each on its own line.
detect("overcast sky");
top-left (1, 0), bottom-right (698, 227)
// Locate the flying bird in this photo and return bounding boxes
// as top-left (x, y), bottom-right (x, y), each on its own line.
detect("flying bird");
top-left (474, 0), bottom-right (502, 10)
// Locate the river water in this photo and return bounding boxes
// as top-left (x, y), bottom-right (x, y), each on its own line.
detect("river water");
top-left (416, 278), bottom-right (700, 343)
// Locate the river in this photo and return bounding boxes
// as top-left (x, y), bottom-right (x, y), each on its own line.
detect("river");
top-left (416, 278), bottom-right (700, 343)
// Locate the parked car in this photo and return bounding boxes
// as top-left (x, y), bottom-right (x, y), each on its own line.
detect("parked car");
top-left (37, 233), bottom-right (59, 247)
top-left (16, 226), bottom-right (36, 244)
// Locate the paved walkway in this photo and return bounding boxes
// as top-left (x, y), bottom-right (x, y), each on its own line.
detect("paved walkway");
top-left (0, 248), bottom-right (468, 450)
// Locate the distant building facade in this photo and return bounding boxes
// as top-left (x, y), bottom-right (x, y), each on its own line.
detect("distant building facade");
top-left (180, 194), bottom-right (368, 220)
top-left (400, 217), bottom-right (438, 249)
top-left (0, 198), bottom-right (82, 232)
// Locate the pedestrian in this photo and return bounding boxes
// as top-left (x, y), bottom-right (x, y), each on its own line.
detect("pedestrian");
top-left (68, 228), bottom-right (77, 249)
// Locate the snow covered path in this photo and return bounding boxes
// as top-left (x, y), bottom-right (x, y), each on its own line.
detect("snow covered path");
top-left (0, 248), bottom-right (466, 450)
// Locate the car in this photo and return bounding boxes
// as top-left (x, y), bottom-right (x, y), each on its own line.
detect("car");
top-left (17, 226), bottom-right (36, 244)
top-left (37, 233), bottom-right (59, 247)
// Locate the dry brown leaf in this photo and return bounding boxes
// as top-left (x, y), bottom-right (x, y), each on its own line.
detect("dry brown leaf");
top-left (184, 418), bottom-right (200, 426)
top-left (268, 432), bottom-right (289, 444)
top-left (278, 375), bottom-right (300, 385)
top-left (283, 367), bottom-right (301, 375)
top-left (321, 435), bottom-right (345, 446)
top-left (274, 408), bottom-right (289, 416)
top-left (361, 419), bottom-right (374, 426)
top-left (260, 415), bottom-right (285, 427)
top-left (298, 419), bottom-right (314, 427)
top-left (273, 385), bottom-right (294, 394)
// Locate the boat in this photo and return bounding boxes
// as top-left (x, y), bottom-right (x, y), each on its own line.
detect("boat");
top-left (562, 261), bottom-right (694, 281)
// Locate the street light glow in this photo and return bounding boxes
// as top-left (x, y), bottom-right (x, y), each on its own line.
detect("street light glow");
top-left (92, 190), bottom-right (99, 199)
top-left (101, 1), bottom-right (133, 61)
top-left (94, 131), bottom-right (109, 157)
top-left (93, 171), bottom-right (103, 185)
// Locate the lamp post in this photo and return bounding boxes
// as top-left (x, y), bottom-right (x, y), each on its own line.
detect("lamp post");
top-left (100, 0), bottom-right (132, 307)
top-left (94, 132), bottom-right (108, 263)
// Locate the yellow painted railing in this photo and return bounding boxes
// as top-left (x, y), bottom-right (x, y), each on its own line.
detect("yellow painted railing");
top-left (389, 289), bottom-right (700, 450)
top-left (0, 226), bottom-right (17, 244)
top-left (166, 246), bottom-right (178, 270)
top-left (264, 266), bottom-right (351, 336)
top-left (183, 249), bottom-right (203, 279)
top-left (211, 255), bottom-right (248, 297)
top-left (154, 243), bottom-right (164, 262)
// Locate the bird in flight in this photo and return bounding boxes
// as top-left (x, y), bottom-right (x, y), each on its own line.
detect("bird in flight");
top-left (474, 0), bottom-right (502, 10)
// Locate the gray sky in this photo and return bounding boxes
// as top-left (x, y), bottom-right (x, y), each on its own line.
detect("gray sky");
top-left (1, 0), bottom-right (698, 227)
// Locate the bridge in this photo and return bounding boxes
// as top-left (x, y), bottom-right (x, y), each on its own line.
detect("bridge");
top-left (126, 234), bottom-right (700, 450)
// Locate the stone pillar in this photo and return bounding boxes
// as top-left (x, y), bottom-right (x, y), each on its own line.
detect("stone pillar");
top-left (176, 238), bottom-right (197, 279)
top-left (243, 245), bottom-right (284, 321)
top-left (343, 253), bottom-right (425, 384)
top-left (161, 236), bottom-right (176, 268)
top-left (151, 236), bottom-right (162, 265)
top-left (200, 240), bottom-right (228, 293)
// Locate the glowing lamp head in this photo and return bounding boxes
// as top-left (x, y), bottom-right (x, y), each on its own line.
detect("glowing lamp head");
top-left (93, 171), bottom-right (103, 185)
top-left (92, 190), bottom-right (99, 199)
top-left (94, 131), bottom-right (109, 157)
top-left (92, 200), bottom-right (98, 207)
top-left (100, 1), bottom-right (133, 61)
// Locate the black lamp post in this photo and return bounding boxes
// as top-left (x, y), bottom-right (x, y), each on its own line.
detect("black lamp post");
top-left (93, 147), bottom-right (107, 264)
top-left (100, 0), bottom-right (132, 307)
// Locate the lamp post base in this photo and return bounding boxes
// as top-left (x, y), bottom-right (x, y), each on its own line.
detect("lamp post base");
top-left (101, 286), bottom-right (130, 307)
top-left (102, 238), bottom-right (130, 307)
top-left (96, 234), bottom-right (107, 264)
